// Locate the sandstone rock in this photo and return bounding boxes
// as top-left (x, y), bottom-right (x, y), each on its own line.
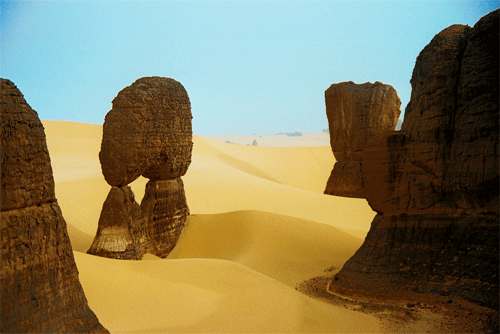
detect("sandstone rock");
top-left (90, 77), bottom-right (192, 260)
top-left (1, 80), bottom-right (56, 211)
top-left (100, 76), bottom-right (193, 187)
top-left (329, 10), bottom-right (499, 311)
top-left (141, 178), bottom-right (189, 258)
top-left (324, 81), bottom-right (401, 197)
top-left (87, 186), bottom-right (150, 260)
top-left (1, 79), bottom-right (108, 333)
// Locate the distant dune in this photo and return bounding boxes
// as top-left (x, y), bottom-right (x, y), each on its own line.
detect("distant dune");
top-left (207, 131), bottom-right (330, 147)
top-left (43, 120), bottom-right (380, 333)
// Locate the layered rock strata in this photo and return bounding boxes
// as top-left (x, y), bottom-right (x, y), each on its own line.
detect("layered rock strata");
top-left (88, 76), bottom-right (193, 259)
top-left (1, 79), bottom-right (108, 333)
top-left (324, 81), bottom-right (401, 197)
top-left (329, 10), bottom-right (499, 311)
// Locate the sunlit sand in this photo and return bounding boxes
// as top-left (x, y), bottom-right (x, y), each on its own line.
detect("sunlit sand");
top-left (43, 120), bottom-right (380, 333)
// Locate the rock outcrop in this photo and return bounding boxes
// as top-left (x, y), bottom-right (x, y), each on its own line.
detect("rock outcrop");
top-left (1, 79), bottom-right (108, 333)
top-left (324, 81), bottom-right (401, 197)
top-left (329, 10), bottom-right (499, 311)
top-left (88, 76), bottom-right (193, 259)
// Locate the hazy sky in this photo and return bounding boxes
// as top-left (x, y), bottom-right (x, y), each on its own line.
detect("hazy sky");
top-left (1, 1), bottom-right (498, 135)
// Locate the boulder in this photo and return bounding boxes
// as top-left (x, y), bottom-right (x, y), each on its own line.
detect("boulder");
top-left (329, 10), bottom-right (499, 311)
top-left (324, 81), bottom-right (401, 197)
top-left (1, 79), bottom-right (108, 333)
top-left (100, 76), bottom-right (193, 187)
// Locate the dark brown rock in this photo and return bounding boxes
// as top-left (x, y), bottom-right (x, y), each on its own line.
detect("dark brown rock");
top-left (100, 76), bottom-right (193, 187)
top-left (324, 81), bottom-right (401, 197)
top-left (141, 178), bottom-right (189, 258)
top-left (1, 80), bottom-right (56, 211)
top-left (1, 79), bottom-right (108, 333)
top-left (87, 186), bottom-right (150, 260)
top-left (89, 77), bottom-right (192, 259)
top-left (329, 10), bottom-right (499, 311)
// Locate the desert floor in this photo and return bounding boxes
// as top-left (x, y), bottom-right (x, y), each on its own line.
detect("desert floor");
top-left (44, 120), bottom-right (383, 333)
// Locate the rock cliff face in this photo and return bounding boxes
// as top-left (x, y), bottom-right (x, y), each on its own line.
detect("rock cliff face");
top-left (324, 81), bottom-right (401, 197)
top-left (1, 79), bottom-right (108, 333)
top-left (329, 10), bottom-right (499, 310)
top-left (88, 77), bottom-right (193, 259)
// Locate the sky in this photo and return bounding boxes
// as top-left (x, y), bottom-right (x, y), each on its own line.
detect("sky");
top-left (1, 1), bottom-right (498, 136)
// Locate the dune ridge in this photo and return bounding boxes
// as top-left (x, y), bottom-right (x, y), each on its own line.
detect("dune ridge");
top-left (43, 120), bottom-right (380, 333)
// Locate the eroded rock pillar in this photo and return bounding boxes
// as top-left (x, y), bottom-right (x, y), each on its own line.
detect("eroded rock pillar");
top-left (88, 76), bottom-right (193, 259)
top-left (324, 81), bottom-right (401, 198)
top-left (1, 78), bottom-right (108, 333)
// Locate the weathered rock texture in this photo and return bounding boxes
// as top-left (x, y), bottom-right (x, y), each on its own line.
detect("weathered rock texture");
top-left (141, 178), bottom-right (190, 257)
top-left (1, 79), bottom-right (108, 333)
top-left (88, 77), bottom-right (192, 259)
top-left (87, 186), bottom-right (149, 260)
top-left (329, 10), bottom-right (499, 311)
top-left (324, 81), bottom-right (401, 197)
top-left (100, 77), bottom-right (193, 187)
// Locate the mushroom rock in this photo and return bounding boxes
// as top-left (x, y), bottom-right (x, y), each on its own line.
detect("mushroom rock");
top-left (329, 10), bottom-right (499, 312)
top-left (140, 178), bottom-right (190, 258)
top-left (87, 186), bottom-right (149, 260)
top-left (324, 81), bottom-right (401, 198)
top-left (89, 76), bottom-right (193, 259)
top-left (1, 79), bottom-right (108, 333)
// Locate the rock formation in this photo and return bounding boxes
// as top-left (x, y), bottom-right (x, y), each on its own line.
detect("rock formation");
top-left (141, 178), bottom-right (190, 257)
top-left (99, 76), bottom-right (192, 187)
top-left (87, 186), bottom-right (149, 260)
top-left (1, 79), bottom-right (108, 333)
top-left (329, 9), bottom-right (499, 311)
top-left (88, 76), bottom-right (193, 259)
top-left (324, 81), bottom-right (401, 198)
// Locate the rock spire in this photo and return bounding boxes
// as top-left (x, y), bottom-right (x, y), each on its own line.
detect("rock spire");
top-left (1, 78), bottom-right (108, 333)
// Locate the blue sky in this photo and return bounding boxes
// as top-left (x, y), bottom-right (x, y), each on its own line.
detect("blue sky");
top-left (1, 1), bottom-right (498, 135)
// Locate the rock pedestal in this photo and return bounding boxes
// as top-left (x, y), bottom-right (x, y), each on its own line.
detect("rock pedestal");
top-left (141, 178), bottom-right (190, 258)
top-left (87, 186), bottom-right (149, 260)
top-left (324, 81), bottom-right (401, 197)
top-left (329, 10), bottom-right (499, 311)
top-left (1, 79), bottom-right (107, 333)
top-left (88, 76), bottom-right (193, 259)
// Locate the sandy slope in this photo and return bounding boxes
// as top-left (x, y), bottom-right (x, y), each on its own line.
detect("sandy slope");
top-left (43, 120), bottom-right (380, 333)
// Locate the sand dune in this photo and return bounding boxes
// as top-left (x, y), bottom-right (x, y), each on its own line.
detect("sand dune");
top-left (43, 120), bottom-right (380, 333)
top-left (76, 252), bottom-right (380, 333)
top-left (169, 210), bottom-right (364, 286)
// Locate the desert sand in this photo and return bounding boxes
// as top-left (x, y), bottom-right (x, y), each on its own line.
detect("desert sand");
top-left (43, 120), bottom-right (381, 333)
